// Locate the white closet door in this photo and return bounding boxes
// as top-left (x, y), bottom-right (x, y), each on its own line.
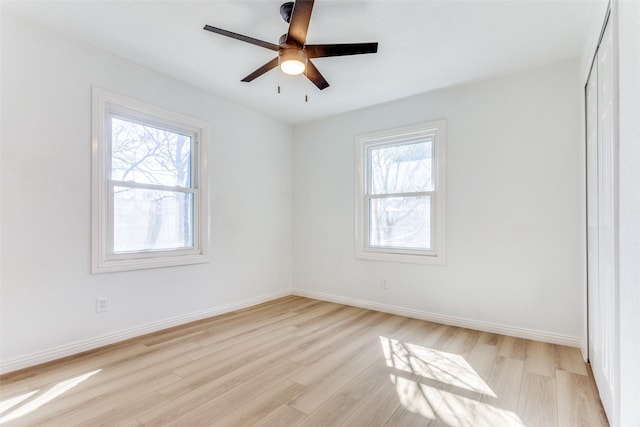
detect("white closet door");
top-left (586, 40), bottom-right (599, 381)
top-left (587, 16), bottom-right (616, 420)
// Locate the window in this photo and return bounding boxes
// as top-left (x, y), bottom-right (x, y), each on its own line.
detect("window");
top-left (91, 88), bottom-right (209, 273)
top-left (355, 120), bottom-right (446, 264)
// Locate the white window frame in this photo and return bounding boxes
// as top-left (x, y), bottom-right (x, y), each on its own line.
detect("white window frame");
top-left (355, 120), bottom-right (446, 265)
top-left (91, 87), bottom-right (209, 273)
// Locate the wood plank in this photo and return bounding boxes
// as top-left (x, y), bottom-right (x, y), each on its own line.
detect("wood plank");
top-left (337, 379), bottom-right (401, 427)
top-left (555, 345), bottom-right (588, 376)
top-left (439, 328), bottom-right (481, 358)
top-left (289, 310), bottom-right (388, 366)
top-left (478, 331), bottom-right (503, 347)
top-left (498, 335), bottom-right (528, 360)
top-left (204, 379), bottom-right (305, 427)
top-left (251, 404), bottom-right (306, 427)
top-left (299, 358), bottom-right (391, 426)
top-left (524, 340), bottom-right (556, 377)
top-left (113, 419), bottom-right (143, 427)
top-left (484, 356), bottom-right (524, 412)
top-left (517, 372), bottom-right (558, 427)
top-left (557, 370), bottom-right (609, 427)
top-left (74, 391), bottom-right (170, 427)
top-left (288, 350), bottom-right (382, 414)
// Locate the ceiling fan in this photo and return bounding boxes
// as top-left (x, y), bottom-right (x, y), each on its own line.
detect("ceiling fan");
top-left (203, 0), bottom-right (378, 90)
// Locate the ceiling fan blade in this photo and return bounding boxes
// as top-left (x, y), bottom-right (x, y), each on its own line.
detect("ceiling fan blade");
top-left (204, 25), bottom-right (279, 51)
top-left (305, 60), bottom-right (329, 90)
top-left (305, 42), bottom-right (378, 58)
top-left (286, 0), bottom-right (314, 47)
top-left (241, 58), bottom-right (280, 82)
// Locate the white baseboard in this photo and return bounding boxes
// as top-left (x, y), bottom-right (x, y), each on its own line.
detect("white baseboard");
top-left (1, 286), bottom-right (582, 375)
top-left (0, 288), bottom-right (292, 375)
top-left (292, 289), bottom-right (582, 348)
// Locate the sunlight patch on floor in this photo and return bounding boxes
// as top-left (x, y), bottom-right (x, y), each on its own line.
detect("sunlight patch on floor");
top-left (379, 336), bottom-right (495, 396)
top-left (380, 336), bottom-right (526, 427)
top-left (390, 374), bottom-right (438, 420)
top-left (0, 390), bottom-right (38, 416)
top-left (0, 369), bottom-right (101, 424)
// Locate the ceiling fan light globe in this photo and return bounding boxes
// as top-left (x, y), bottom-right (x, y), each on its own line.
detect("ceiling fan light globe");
top-left (279, 48), bottom-right (307, 75)
top-left (281, 59), bottom-right (305, 75)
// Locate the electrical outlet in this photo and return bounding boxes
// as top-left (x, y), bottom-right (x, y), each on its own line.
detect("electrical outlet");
top-left (96, 298), bottom-right (108, 313)
top-left (381, 279), bottom-right (388, 290)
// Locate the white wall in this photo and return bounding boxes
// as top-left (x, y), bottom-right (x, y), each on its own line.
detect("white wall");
top-left (0, 14), bottom-right (293, 370)
top-left (293, 59), bottom-right (583, 342)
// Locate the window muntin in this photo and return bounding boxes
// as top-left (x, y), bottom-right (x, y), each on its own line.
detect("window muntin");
top-left (355, 120), bottom-right (446, 264)
top-left (92, 88), bottom-right (209, 273)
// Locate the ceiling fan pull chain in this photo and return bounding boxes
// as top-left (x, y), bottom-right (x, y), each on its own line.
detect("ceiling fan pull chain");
top-left (305, 58), bottom-right (309, 102)
top-left (277, 57), bottom-right (282, 94)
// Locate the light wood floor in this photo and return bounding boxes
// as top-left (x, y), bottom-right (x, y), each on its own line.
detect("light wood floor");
top-left (0, 296), bottom-right (608, 426)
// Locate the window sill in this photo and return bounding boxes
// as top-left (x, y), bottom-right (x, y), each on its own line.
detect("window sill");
top-left (92, 253), bottom-right (209, 274)
top-left (355, 249), bottom-right (446, 265)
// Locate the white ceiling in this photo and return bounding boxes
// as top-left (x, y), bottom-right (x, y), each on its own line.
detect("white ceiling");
top-left (3, 0), bottom-right (593, 124)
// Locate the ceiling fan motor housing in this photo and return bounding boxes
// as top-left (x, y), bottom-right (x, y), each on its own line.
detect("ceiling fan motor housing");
top-left (280, 2), bottom-right (294, 23)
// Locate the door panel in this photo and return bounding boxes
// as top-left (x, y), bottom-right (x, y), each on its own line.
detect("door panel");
top-left (586, 45), bottom-right (599, 370)
top-left (587, 16), bottom-right (616, 420)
